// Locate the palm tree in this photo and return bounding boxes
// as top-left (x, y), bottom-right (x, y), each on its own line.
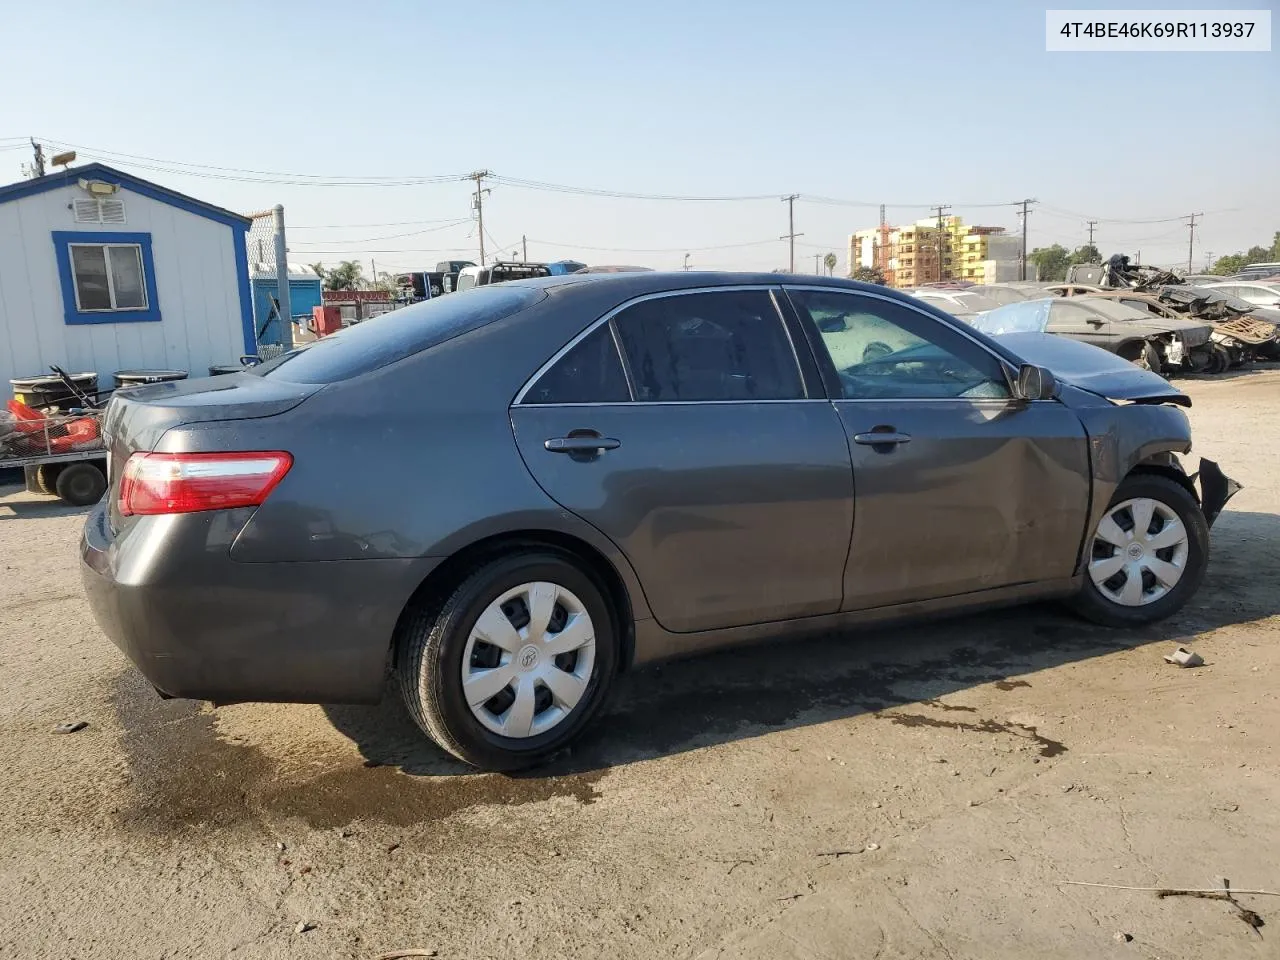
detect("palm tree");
top-left (824, 252), bottom-right (838, 276)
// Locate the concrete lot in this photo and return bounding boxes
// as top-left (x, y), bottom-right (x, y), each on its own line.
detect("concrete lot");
top-left (1, 371), bottom-right (1277, 960)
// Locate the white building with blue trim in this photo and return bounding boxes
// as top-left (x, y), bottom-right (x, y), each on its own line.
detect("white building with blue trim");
top-left (0, 162), bottom-right (254, 393)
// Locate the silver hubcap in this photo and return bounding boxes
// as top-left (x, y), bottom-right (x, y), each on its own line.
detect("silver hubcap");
top-left (460, 582), bottom-right (596, 738)
top-left (1088, 497), bottom-right (1189, 606)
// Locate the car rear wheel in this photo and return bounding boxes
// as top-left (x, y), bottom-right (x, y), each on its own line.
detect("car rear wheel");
top-left (396, 551), bottom-right (619, 770)
top-left (1069, 473), bottom-right (1209, 627)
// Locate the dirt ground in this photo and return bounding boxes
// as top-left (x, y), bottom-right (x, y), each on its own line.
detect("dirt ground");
top-left (1, 371), bottom-right (1277, 960)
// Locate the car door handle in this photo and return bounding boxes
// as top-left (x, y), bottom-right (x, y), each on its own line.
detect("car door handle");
top-left (852, 431), bottom-right (911, 446)
top-left (544, 436), bottom-right (621, 454)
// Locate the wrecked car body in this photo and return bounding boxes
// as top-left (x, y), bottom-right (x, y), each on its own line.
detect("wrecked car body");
top-left (969, 297), bottom-right (1210, 375)
top-left (990, 331), bottom-right (1240, 534)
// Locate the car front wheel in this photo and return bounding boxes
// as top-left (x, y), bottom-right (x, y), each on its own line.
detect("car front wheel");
top-left (396, 551), bottom-right (618, 770)
top-left (1070, 473), bottom-right (1209, 627)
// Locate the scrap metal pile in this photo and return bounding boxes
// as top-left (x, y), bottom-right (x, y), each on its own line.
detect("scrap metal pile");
top-left (1100, 255), bottom-right (1280, 371)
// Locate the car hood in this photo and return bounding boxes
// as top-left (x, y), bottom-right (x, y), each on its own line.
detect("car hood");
top-left (994, 332), bottom-right (1190, 406)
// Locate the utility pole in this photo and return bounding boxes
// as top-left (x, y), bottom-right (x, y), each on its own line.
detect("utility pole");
top-left (813, 253), bottom-right (822, 274)
top-left (371, 259), bottom-right (376, 286)
top-left (1205, 251), bottom-right (1214, 271)
top-left (29, 139), bottom-right (45, 178)
top-left (1185, 212), bottom-right (1202, 273)
top-left (1086, 219), bottom-right (1097, 253)
top-left (521, 235), bottom-right (527, 262)
top-left (1015, 198), bottom-right (1037, 280)
top-left (468, 170), bottom-right (492, 265)
top-left (683, 253), bottom-right (691, 271)
top-left (930, 204), bottom-right (951, 281)
top-left (272, 204), bottom-right (293, 350)
top-left (780, 194), bottom-right (802, 272)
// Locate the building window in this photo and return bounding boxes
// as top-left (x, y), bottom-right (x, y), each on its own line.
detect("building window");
top-left (70, 244), bottom-right (146, 311)
top-left (52, 231), bottom-right (161, 324)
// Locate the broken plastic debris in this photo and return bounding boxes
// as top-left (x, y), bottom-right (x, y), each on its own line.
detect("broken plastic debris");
top-left (52, 721), bottom-right (88, 734)
top-left (1163, 647), bottom-right (1204, 668)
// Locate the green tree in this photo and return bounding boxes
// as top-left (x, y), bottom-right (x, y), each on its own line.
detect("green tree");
top-left (823, 252), bottom-right (838, 276)
top-left (1244, 245), bottom-right (1271, 264)
top-left (1272, 231), bottom-right (1280, 261)
top-left (1069, 244), bottom-right (1101, 265)
top-left (1212, 253), bottom-right (1249, 275)
top-left (322, 260), bottom-right (364, 291)
top-left (1029, 244), bottom-right (1070, 282)
top-left (852, 265), bottom-right (887, 285)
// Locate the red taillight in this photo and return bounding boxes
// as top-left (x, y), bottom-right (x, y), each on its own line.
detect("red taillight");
top-left (118, 451), bottom-right (293, 517)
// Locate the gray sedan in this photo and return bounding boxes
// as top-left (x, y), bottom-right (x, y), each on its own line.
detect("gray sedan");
top-left (81, 274), bottom-right (1237, 770)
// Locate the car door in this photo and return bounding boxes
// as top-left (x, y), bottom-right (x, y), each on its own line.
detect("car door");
top-left (783, 287), bottom-right (1091, 610)
top-left (510, 286), bottom-right (855, 633)
top-left (1045, 300), bottom-right (1116, 350)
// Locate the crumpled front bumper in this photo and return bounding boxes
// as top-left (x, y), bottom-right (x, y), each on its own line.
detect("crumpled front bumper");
top-left (1195, 458), bottom-right (1241, 528)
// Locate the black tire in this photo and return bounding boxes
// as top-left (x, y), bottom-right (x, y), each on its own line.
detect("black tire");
top-left (54, 461), bottom-right (107, 506)
top-left (35, 463), bottom-right (62, 495)
top-left (1207, 343), bottom-right (1231, 374)
top-left (1069, 473), bottom-right (1209, 627)
top-left (396, 551), bottom-right (620, 770)
top-left (1119, 341), bottom-right (1162, 377)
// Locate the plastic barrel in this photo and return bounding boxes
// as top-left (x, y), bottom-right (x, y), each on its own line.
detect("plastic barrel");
top-left (112, 369), bottom-right (189, 389)
top-left (10, 372), bottom-right (98, 413)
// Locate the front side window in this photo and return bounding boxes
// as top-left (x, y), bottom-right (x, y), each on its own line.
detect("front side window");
top-left (789, 289), bottom-right (1010, 401)
top-left (70, 244), bottom-right (147, 311)
top-left (612, 290), bottom-right (804, 402)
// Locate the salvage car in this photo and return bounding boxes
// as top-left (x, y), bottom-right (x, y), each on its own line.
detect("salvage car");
top-left (907, 289), bottom-right (1002, 319)
top-left (81, 274), bottom-right (1238, 770)
top-left (971, 284), bottom-right (1036, 306)
top-left (973, 297), bottom-right (1210, 375)
top-left (1201, 281), bottom-right (1280, 309)
top-left (1069, 291), bottom-right (1274, 373)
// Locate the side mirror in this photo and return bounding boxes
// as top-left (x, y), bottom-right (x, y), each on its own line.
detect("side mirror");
top-left (1015, 363), bottom-right (1057, 401)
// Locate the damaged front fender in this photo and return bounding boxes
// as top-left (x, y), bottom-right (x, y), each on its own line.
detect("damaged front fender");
top-left (1193, 458), bottom-right (1242, 528)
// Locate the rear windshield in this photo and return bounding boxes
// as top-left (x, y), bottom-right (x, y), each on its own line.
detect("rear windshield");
top-left (250, 286), bottom-right (544, 383)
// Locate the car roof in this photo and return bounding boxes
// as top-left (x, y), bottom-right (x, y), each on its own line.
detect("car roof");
top-left (500, 270), bottom-right (922, 301)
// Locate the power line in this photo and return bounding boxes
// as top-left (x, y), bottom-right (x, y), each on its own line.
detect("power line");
top-left (291, 216), bottom-right (474, 229)
top-left (289, 218), bottom-right (472, 245)
top-left (525, 237), bottom-right (780, 253)
top-left (489, 174), bottom-right (777, 202)
top-left (34, 137), bottom-right (468, 185)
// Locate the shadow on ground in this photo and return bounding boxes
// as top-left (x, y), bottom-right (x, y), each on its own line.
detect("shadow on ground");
top-left (110, 510), bottom-right (1280, 832)
top-left (323, 509), bottom-right (1280, 772)
top-left (0, 482), bottom-right (90, 521)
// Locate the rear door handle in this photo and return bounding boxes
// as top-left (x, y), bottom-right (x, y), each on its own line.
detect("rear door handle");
top-left (852, 431), bottom-right (911, 446)
top-left (544, 436), bottom-right (621, 454)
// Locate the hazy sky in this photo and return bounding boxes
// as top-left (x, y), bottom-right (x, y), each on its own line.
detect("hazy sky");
top-left (3, 0), bottom-right (1276, 274)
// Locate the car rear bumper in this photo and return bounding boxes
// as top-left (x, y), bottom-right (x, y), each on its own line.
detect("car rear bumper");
top-left (80, 502), bottom-right (441, 704)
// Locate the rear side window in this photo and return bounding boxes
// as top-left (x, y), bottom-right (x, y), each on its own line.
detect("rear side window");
top-left (612, 290), bottom-right (804, 401)
top-left (524, 325), bottom-right (630, 404)
top-left (251, 286), bottom-right (543, 383)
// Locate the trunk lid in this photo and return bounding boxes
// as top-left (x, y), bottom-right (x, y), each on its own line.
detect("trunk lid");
top-left (103, 373), bottom-right (319, 528)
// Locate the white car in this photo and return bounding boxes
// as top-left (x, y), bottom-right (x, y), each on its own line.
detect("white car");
top-left (908, 289), bottom-right (1003, 319)
top-left (1201, 281), bottom-right (1280, 309)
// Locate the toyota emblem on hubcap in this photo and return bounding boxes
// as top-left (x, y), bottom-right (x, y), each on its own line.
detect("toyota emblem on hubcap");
top-left (518, 645), bottom-right (540, 671)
